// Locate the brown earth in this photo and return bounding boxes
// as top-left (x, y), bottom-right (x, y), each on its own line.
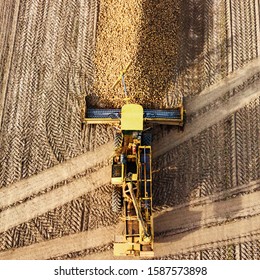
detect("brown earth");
top-left (0, 0), bottom-right (259, 260)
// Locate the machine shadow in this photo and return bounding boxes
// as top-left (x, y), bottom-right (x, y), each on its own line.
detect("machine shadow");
top-left (132, 0), bottom-right (239, 250)
top-left (134, 1), bottom-right (207, 244)
top-left (134, 0), bottom-right (207, 107)
top-left (153, 207), bottom-right (201, 245)
top-left (153, 193), bottom-right (242, 260)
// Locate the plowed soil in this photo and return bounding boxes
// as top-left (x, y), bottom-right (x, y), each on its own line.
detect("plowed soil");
top-left (0, 0), bottom-right (260, 260)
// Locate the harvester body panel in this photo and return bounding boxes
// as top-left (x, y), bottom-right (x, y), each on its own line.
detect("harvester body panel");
top-left (121, 104), bottom-right (143, 130)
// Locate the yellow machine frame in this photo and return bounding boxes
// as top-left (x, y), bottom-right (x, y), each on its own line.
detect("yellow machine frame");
top-left (113, 145), bottom-right (154, 257)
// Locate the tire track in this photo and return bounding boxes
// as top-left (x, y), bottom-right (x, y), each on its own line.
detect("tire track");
top-left (236, 98), bottom-right (260, 186)
top-left (0, 166), bottom-right (110, 233)
top-left (0, 224), bottom-right (121, 260)
top-left (231, 1), bottom-right (258, 71)
top-left (0, 141), bottom-right (113, 209)
top-left (256, 0), bottom-right (260, 56)
top-left (153, 79), bottom-right (260, 159)
top-left (0, 179), bottom-right (259, 259)
top-left (240, 239), bottom-right (260, 260)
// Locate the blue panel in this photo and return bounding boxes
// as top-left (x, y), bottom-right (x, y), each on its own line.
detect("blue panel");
top-left (87, 109), bottom-right (121, 119)
top-left (144, 109), bottom-right (181, 119)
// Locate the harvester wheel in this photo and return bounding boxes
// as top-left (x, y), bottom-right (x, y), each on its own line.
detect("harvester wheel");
top-left (112, 186), bottom-right (122, 213)
top-left (114, 133), bottom-right (123, 149)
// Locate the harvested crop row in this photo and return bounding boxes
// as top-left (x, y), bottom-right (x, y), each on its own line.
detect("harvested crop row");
top-left (92, 0), bottom-right (182, 108)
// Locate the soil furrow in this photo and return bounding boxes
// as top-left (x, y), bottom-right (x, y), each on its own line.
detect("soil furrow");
top-left (0, 166), bottom-right (110, 233)
top-left (0, 0), bottom-right (20, 127)
top-left (0, 142), bottom-right (112, 209)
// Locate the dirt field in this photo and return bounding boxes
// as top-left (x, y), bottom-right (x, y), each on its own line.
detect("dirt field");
top-left (0, 0), bottom-right (260, 260)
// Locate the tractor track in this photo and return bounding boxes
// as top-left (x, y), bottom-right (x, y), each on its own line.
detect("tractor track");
top-left (0, 141), bottom-right (113, 210)
top-left (0, 0), bottom-right (259, 260)
top-left (0, 166), bottom-right (110, 233)
top-left (1, 179), bottom-right (259, 259)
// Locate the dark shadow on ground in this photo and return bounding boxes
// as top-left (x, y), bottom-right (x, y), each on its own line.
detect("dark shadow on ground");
top-left (134, 0), bottom-right (207, 107)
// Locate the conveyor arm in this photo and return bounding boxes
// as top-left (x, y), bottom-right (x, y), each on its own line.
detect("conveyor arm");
top-left (84, 107), bottom-right (184, 126)
top-left (126, 182), bottom-right (150, 238)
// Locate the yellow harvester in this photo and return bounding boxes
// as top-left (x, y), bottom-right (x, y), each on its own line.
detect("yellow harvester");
top-left (83, 65), bottom-right (185, 257)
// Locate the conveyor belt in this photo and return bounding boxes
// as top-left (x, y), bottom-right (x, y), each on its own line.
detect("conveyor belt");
top-left (144, 109), bottom-right (181, 119)
top-left (87, 108), bottom-right (121, 119)
top-left (85, 108), bottom-right (183, 124)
